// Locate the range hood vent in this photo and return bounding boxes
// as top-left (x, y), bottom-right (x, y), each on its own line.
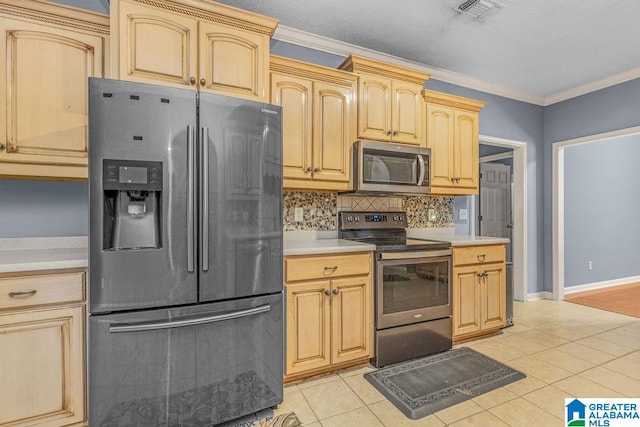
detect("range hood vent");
top-left (455, 0), bottom-right (504, 21)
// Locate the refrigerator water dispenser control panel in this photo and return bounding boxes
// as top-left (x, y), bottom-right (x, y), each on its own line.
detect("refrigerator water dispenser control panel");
top-left (103, 159), bottom-right (162, 191)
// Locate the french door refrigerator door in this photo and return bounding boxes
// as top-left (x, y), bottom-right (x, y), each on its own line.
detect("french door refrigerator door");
top-left (89, 78), bottom-right (198, 313)
top-left (197, 93), bottom-right (283, 302)
top-left (89, 293), bottom-right (283, 426)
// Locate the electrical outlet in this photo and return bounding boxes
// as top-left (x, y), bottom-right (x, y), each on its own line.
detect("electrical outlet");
top-left (459, 208), bottom-right (468, 220)
top-left (294, 207), bottom-right (304, 222)
top-left (588, 261), bottom-right (593, 271)
top-left (428, 209), bottom-right (436, 220)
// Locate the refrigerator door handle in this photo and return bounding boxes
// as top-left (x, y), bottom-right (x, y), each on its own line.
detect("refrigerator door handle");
top-left (187, 125), bottom-right (196, 272)
top-left (108, 304), bottom-right (271, 333)
top-left (200, 126), bottom-right (209, 272)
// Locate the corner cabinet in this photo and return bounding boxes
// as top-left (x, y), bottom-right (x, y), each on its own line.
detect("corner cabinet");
top-left (452, 244), bottom-right (506, 342)
top-left (284, 252), bottom-right (373, 381)
top-left (0, 269), bottom-right (86, 427)
top-left (423, 90), bottom-right (486, 195)
top-left (270, 56), bottom-right (357, 191)
top-left (0, 0), bottom-right (109, 180)
top-left (339, 54), bottom-right (429, 146)
top-left (110, 0), bottom-right (277, 101)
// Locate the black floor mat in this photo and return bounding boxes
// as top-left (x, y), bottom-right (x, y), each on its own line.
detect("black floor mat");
top-left (365, 347), bottom-right (526, 420)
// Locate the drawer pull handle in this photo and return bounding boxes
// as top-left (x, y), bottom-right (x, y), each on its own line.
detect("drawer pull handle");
top-left (324, 266), bottom-right (338, 272)
top-left (477, 254), bottom-right (486, 262)
top-left (8, 290), bottom-right (37, 298)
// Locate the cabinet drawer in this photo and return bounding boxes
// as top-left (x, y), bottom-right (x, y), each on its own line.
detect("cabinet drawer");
top-left (0, 272), bottom-right (85, 310)
top-left (285, 253), bottom-right (371, 282)
top-left (453, 245), bottom-right (505, 266)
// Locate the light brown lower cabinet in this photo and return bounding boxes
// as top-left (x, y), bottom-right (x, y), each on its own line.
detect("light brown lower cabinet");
top-left (284, 252), bottom-right (373, 380)
top-left (452, 245), bottom-right (506, 341)
top-left (0, 270), bottom-right (86, 427)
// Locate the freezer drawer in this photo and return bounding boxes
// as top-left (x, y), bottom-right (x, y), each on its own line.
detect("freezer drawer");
top-left (88, 293), bottom-right (283, 426)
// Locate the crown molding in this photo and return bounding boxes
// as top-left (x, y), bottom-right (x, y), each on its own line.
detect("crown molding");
top-left (273, 25), bottom-right (546, 105)
top-left (543, 66), bottom-right (640, 106)
top-left (274, 25), bottom-right (640, 107)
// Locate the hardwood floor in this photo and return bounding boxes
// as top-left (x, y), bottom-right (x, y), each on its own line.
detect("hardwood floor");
top-left (565, 282), bottom-right (640, 318)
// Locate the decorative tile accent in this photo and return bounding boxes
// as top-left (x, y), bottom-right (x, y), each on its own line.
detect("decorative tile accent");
top-left (403, 196), bottom-right (454, 228)
top-left (283, 192), bottom-right (454, 231)
top-left (283, 191), bottom-right (337, 231)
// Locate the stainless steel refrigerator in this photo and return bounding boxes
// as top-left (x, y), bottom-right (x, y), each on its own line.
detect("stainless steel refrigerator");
top-left (87, 78), bottom-right (283, 426)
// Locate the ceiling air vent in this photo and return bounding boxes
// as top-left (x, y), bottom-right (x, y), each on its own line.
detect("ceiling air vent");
top-left (455, 0), bottom-right (504, 21)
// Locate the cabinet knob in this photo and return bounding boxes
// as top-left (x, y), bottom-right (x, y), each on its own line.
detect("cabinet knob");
top-left (332, 289), bottom-right (340, 295)
top-left (189, 77), bottom-right (196, 85)
top-left (200, 78), bottom-right (206, 86)
top-left (392, 130), bottom-right (399, 136)
top-left (313, 167), bottom-right (320, 173)
top-left (324, 290), bottom-right (331, 296)
top-left (305, 167), bottom-right (312, 173)
top-left (0, 142), bottom-right (5, 150)
top-left (386, 130), bottom-right (393, 136)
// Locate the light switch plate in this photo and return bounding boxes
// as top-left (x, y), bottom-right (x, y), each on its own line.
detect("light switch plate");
top-left (459, 208), bottom-right (468, 220)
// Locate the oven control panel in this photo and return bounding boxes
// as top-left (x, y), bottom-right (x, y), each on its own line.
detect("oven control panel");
top-left (338, 211), bottom-right (407, 230)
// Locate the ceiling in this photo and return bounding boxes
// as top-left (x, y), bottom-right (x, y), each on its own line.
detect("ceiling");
top-left (212, 0), bottom-right (640, 105)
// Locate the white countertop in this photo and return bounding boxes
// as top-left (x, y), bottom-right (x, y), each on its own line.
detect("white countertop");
top-left (284, 230), bottom-right (376, 255)
top-left (0, 236), bottom-right (88, 273)
top-left (407, 228), bottom-right (509, 246)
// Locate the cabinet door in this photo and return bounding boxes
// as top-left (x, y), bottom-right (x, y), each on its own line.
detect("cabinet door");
top-left (0, 306), bottom-right (84, 426)
top-left (285, 281), bottom-right (331, 375)
top-left (271, 73), bottom-right (313, 182)
top-left (0, 20), bottom-right (104, 179)
top-left (426, 104), bottom-right (454, 188)
top-left (357, 74), bottom-right (392, 141)
top-left (453, 109), bottom-right (479, 191)
top-left (331, 276), bottom-right (372, 365)
top-left (115, 1), bottom-right (198, 88)
top-left (391, 81), bottom-right (423, 145)
top-left (480, 264), bottom-right (506, 330)
top-left (313, 81), bottom-right (353, 184)
top-left (199, 21), bottom-right (269, 100)
top-left (452, 265), bottom-right (481, 337)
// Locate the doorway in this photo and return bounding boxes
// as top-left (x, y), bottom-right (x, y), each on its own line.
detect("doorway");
top-left (462, 135), bottom-right (527, 306)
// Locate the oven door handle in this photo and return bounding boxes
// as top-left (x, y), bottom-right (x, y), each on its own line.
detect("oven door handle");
top-left (379, 249), bottom-right (452, 260)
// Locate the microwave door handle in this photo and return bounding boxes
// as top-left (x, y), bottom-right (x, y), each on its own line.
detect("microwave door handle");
top-left (417, 154), bottom-right (426, 186)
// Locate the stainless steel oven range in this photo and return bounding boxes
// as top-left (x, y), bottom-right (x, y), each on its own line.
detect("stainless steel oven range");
top-left (338, 211), bottom-right (452, 367)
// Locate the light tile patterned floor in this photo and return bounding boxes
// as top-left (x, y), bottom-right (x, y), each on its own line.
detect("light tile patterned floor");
top-left (276, 300), bottom-right (640, 426)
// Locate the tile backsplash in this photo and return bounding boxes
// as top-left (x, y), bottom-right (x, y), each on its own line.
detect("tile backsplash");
top-left (283, 191), bottom-right (454, 231)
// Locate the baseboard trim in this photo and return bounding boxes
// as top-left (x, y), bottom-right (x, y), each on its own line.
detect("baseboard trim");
top-left (563, 275), bottom-right (640, 295)
top-left (527, 291), bottom-right (553, 301)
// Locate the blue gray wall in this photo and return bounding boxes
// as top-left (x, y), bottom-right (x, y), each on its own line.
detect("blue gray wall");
top-left (563, 134), bottom-right (640, 286)
top-left (0, 180), bottom-right (88, 237)
top-left (544, 79), bottom-right (640, 291)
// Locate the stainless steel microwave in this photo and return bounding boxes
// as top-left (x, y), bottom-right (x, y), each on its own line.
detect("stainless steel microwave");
top-left (350, 140), bottom-right (431, 195)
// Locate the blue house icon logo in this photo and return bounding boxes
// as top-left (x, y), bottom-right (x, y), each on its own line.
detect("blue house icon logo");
top-left (566, 399), bottom-right (586, 426)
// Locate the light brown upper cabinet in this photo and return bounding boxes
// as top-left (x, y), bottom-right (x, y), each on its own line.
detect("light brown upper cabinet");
top-left (270, 56), bottom-right (357, 191)
top-left (423, 90), bottom-right (486, 195)
top-left (0, 0), bottom-right (109, 180)
top-left (339, 55), bottom-right (429, 146)
top-left (110, 0), bottom-right (277, 101)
